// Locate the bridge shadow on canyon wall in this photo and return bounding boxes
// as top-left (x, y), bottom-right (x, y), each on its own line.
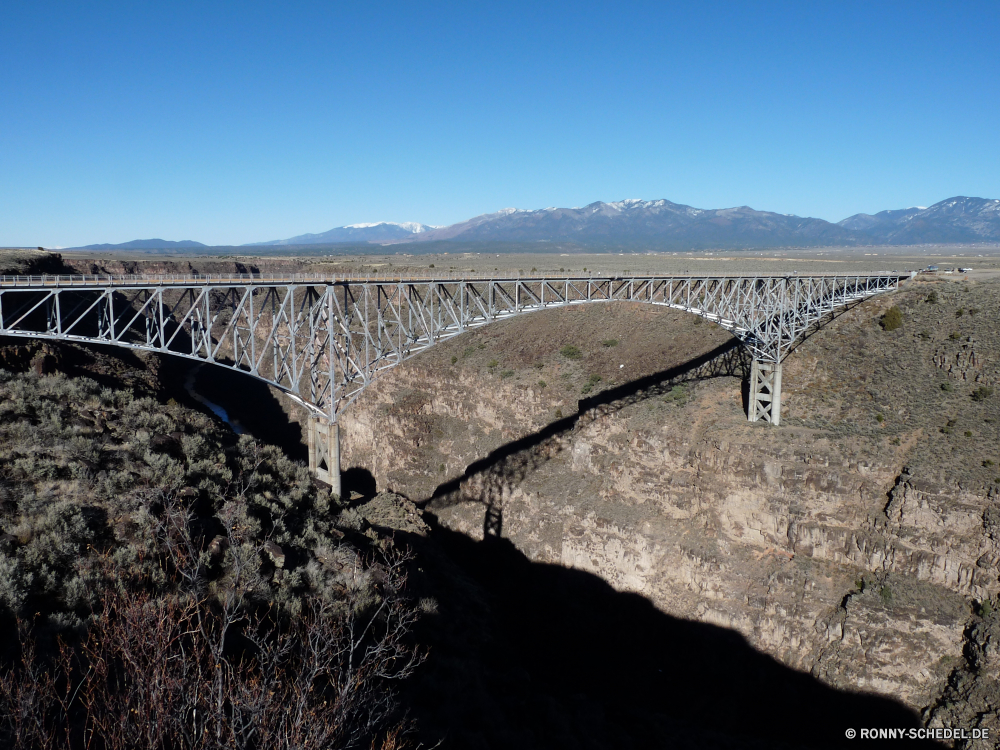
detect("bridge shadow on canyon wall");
top-left (395, 522), bottom-right (938, 750)
top-left (394, 340), bottom-right (940, 749)
top-left (419, 338), bottom-right (752, 537)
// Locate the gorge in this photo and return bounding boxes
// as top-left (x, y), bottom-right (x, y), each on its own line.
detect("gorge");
top-left (1, 250), bottom-right (998, 748)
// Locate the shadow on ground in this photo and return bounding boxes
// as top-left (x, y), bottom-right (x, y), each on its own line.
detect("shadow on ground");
top-left (383, 339), bottom-right (943, 748)
top-left (395, 519), bottom-right (941, 750)
top-left (419, 338), bottom-right (748, 538)
top-left (341, 466), bottom-right (378, 502)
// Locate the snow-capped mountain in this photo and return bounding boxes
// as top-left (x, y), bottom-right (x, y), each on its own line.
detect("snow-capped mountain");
top-left (249, 221), bottom-right (439, 246)
top-left (107, 196), bottom-right (998, 252)
top-left (838, 197), bottom-right (1000, 244)
top-left (386, 199), bottom-right (857, 249)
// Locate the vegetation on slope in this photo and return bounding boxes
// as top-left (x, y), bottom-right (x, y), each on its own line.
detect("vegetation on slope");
top-left (0, 368), bottom-right (423, 749)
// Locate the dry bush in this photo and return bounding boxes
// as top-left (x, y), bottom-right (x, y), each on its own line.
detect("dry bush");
top-left (0, 369), bottom-right (425, 749)
top-left (880, 305), bottom-right (903, 331)
top-left (0, 549), bottom-right (423, 750)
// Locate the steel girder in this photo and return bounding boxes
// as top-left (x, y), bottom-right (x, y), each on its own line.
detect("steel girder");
top-left (0, 273), bottom-right (908, 420)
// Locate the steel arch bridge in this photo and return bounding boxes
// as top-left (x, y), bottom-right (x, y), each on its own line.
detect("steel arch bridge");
top-left (0, 271), bottom-right (910, 492)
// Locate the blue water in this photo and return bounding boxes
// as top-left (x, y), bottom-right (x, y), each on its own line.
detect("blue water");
top-left (183, 365), bottom-right (246, 434)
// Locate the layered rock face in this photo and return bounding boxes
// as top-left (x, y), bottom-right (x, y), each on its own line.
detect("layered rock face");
top-left (340, 279), bottom-right (1000, 735)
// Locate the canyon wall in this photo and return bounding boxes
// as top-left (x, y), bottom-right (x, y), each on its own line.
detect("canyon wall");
top-left (339, 281), bottom-right (1000, 733)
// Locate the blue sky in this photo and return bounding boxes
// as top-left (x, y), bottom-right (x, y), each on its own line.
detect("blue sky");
top-left (2, 1), bottom-right (998, 247)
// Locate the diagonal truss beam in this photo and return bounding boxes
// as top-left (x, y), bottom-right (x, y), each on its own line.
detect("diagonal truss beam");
top-left (0, 272), bottom-right (912, 421)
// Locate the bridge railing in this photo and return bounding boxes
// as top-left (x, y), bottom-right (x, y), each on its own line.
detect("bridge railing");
top-left (0, 270), bottom-right (916, 287)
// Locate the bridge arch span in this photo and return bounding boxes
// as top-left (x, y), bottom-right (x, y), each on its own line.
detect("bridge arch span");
top-left (0, 272), bottom-right (910, 492)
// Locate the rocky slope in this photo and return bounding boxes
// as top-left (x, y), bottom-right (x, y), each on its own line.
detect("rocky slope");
top-left (339, 275), bottom-right (1000, 746)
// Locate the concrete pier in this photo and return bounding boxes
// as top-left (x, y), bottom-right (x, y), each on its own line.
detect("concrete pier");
top-left (308, 417), bottom-right (341, 498)
top-left (748, 360), bottom-right (782, 425)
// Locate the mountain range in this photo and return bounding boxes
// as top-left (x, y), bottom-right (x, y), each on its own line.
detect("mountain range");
top-left (75, 239), bottom-right (207, 250)
top-left (70, 196), bottom-right (1000, 251)
top-left (835, 197), bottom-right (1000, 245)
top-left (249, 196), bottom-right (1000, 249)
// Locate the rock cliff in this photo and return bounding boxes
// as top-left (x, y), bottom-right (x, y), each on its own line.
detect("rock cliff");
top-left (340, 278), bottom-right (1000, 741)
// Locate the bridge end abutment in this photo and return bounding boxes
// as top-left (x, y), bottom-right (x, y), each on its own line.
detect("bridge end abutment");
top-left (308, 417), bottom-right (342, 498)
top-left (748, 360), bottom-right (782, 425)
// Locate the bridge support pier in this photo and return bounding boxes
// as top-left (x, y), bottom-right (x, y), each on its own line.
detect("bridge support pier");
top-left (307, 417), bottom-right (341, 498)
top-left (748, 360), bottom-right (782, 425)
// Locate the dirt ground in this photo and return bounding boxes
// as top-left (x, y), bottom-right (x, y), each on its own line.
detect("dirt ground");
top-left (49, 245), bottom-right (1000, 280)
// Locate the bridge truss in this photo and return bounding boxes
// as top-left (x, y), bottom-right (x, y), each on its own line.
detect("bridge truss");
top-left (0, 272), bottom-right (909, 490)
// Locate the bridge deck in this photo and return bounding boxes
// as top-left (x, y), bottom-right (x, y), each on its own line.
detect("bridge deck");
top-left (0, 271), bottom-right (913, 289)
top-left (0, 269), bottom-right (911, 440)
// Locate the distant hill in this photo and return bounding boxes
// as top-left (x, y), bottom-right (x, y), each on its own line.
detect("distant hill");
top-left (74, 239), bottom-right (207, 250)
top-left (838, 197), bottom-right (1000, 244)
top-left (249, 222), bottom-right (438, 246)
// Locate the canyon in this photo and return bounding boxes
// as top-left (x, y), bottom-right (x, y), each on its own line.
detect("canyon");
top-left (4, 250), bottom-right (1000, 746)
top-left (333, 274), bottom-right (1000, 743)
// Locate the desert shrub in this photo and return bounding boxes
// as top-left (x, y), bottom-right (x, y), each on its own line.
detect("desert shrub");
top-left (580, 374), bottom-right (602, 395)
top-left (926, 291), bottom-right (938, 304)
top-left (972, 386), bottom-right (995, 402)
top-left (537, 380), bottom-right (546, 388)
top-left (941, 382), bottom-right (953, 392)
top-left (879, 585), bottom-right (893, 605)
top-left (956, 308), bottom-right (964, 317)
top-left (0, 370), bottom-right (400, 615)
top-left (663, 384), bottom-right (689, 406)
top-left (949, 331), bottom-right (961, 341)
top-left (559, 345), bottom-right (581, 359)
top-left (880, 306), bottom-right (903, 331)
top-left (500, 370), bottom-right (515, 379)
top-left (450, 356), bottom-right (457, 364)
top-left (0, 369), bottom-right (425, 748)
top-left (0, 559), bottom-right (422, 750)
top-left (601, 339), bottom-right (618, 348)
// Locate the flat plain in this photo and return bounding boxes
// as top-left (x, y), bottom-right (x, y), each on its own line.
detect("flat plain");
top-left (43, 244), bottom-right (1000, 281)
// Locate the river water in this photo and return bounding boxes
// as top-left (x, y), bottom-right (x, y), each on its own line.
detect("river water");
top-left (183, 364), bottom-right (246, 434)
